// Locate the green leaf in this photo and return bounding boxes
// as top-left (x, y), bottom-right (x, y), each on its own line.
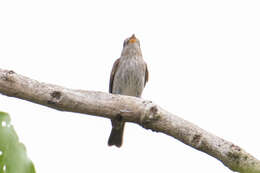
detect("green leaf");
top-left (0, 111), bottom-right (36, 173)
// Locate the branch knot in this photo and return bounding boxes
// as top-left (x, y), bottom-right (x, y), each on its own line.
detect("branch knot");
top-left (1, 70), bottom-right (15, 82)
top-left (140, 101), bottom-right (160, 128)
top-left (47, 91), bottom-right (62, 105)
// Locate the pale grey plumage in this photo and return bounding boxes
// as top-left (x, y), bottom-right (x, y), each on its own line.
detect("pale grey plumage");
top-left (112, 53), bottom-right (146, 97)
top-left (108, 34), bottom-right (148, 147)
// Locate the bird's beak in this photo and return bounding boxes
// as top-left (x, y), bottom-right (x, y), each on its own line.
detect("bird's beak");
top-left (129, 34), bottom-right (137, 43)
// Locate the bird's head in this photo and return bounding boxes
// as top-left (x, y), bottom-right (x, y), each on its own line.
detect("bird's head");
top-left (121, 34), bottom-right (142, 56)
top-left (123, 34), bottom-right (140, 47)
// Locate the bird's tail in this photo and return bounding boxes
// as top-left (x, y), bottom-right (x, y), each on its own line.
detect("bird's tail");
top-left (108, 121), bottom-right (125, 147)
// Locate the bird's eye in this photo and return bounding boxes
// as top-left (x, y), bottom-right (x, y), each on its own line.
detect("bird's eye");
top-left (123, 39), bottom-right (128, 47)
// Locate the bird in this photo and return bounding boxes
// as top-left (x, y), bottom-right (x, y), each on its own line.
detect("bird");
top-left (108, 34), bottom-right (149, 147)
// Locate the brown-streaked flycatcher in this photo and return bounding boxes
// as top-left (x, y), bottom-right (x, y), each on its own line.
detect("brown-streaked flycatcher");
top-left (108, 34), bottom-right (149, 147)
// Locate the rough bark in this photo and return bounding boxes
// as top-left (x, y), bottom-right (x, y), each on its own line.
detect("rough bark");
top-left (0, 68), bottom-right (259, 173)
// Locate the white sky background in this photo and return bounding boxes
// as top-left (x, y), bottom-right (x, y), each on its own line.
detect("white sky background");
top-left (1, 0), bottom-right (260, 172)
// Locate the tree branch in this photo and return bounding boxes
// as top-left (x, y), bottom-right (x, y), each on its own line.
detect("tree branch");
top-left (0, 68), bottom-right (259, 173)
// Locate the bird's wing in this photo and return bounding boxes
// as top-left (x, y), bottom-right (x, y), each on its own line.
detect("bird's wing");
top-left (109, 58), bottom-right (121, 93)
top-left (144, 63), bottom-right (149, 86)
